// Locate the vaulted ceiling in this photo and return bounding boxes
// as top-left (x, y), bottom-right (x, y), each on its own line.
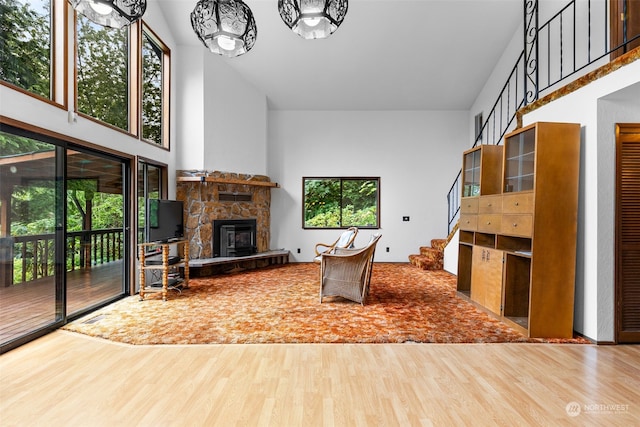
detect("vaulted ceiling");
top-left (156, 0), bottom-right (522, 110)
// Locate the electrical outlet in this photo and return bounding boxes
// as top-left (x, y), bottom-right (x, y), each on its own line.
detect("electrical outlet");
top-left (386, 247), bottom-right (390, 252)
top-left (297, 248), bottom-right (301, 254)
top-left (403, 216), bottom-right (410, 221)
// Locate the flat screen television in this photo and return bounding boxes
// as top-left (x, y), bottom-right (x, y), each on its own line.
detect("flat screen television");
top-left (146, 199), bottom-right (184, 243)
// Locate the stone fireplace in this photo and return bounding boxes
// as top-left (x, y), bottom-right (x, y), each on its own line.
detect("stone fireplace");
top-left (176, 171), bottom-right (275, 260)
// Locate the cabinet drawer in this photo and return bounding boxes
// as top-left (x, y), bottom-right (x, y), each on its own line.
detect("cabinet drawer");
top-left (502, 192), bottom-right (534, 214)
top-left (478, 195), bottom-right (503, 214)
top-left (460, 214), bottom-right (477, 231)
top-left (477, 214), bottom-right (501, 233)
top-left (460, 197), bottom-right (479, 214)
top-left (502, 214), bottom-right (533, 237)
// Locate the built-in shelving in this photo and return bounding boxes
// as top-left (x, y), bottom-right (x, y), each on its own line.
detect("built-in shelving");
top-left (456, 122), bottom-right (581, 338)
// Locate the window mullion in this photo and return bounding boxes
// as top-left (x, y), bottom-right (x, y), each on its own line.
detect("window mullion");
top-left (339, 179), bottom-right (344, 227)
top-left (129, 22), bottom-right (141, 137)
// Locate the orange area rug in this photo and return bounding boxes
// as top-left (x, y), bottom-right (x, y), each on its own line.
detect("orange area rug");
top-left (63, 263), bottom-right (590, 345)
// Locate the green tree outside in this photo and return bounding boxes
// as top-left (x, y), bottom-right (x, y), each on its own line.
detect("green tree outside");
top-left (76, 15), bottom-right (128, 130)
top-left (304, 178), bottom-right (378, 228)
top-left (0, 0), bottom-right (50, 98)
top-left (142, 32), bottom-right (162, 144)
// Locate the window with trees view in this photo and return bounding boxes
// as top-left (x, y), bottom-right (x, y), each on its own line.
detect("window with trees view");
top-left (76, 14), bottom-right (128, 130)
top-left (303, 177), bottom-right (379, 229)
top-left (2, 3), bottom-right (171, 147)
top-left (0, 0), bottom-right (51, 99)
top-left (141, 27), bottom-right (167, 145)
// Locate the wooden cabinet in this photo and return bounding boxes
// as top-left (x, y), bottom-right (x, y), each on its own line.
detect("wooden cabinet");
top-left (457, 122), bottom-right (581, 338)
top-left (471, 246), bottom-right (503, 315)
top-left (462, 145), bottom-right (503, 197)
top-left (457, 145), bottom-right (503, 298)
top-left (138, 240), bottom-right (190, 301)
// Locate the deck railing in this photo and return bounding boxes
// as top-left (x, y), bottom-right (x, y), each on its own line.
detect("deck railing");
top-left (446, 0), bottom-right (638, 234)
top-left (7, 228), bottom-right (124, 285)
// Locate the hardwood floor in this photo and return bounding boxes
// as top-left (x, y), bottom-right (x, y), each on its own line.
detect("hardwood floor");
top-left (1, 331), bottom-right (639, 426)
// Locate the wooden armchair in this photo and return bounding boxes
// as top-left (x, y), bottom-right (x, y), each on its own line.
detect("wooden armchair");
top-left (319, 234), bottom-right (381, 305)
top-left (313, 227), bottom-right (358, 262)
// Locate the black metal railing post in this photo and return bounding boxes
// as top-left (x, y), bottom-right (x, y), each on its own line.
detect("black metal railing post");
top-left (524, 0), bottom-right (539, 105)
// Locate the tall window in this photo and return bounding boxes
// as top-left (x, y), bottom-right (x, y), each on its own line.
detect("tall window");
top-left (0, 0), bottom-right (51, 98)
top-left (141, 26), bottom-right (169, 146)
top-left (137, 161), bottom-right (163, 244)
top-left (76, 14), bottom-right (128, 130)
top-left (303, 177), bottom-right (380, 229)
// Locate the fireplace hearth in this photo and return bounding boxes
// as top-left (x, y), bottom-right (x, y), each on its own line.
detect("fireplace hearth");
top-left (213, 219), bottom-right (257, 257)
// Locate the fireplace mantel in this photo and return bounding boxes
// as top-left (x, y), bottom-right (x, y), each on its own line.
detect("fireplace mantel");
top-left (177, 176), bottom-right (279, 188)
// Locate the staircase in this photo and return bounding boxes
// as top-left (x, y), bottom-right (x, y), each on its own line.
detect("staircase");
top-left (408, 223), bottom-right (458, 270)
top-left (408, 238), bottom-right (447, 270)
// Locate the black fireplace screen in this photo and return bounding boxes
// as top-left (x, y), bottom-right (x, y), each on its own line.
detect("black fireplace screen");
top-left (213, 219), bottom-right (257, 257)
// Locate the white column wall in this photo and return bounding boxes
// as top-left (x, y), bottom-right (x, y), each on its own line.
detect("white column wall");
top-left (200, 57), bottom-right (268, 175)
top-left (174, 46), bottom-right (205, 172)
top-left (268, 110), bottom-right (469, 262)
top-left (175, 50), bottom-right (268, 176)
top-left (522, 61), bottom-right (640, 342)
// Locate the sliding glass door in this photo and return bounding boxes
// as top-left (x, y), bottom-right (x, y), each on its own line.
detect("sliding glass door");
top-left (0, 130), bottom-right (62, 348)
top-left (0, 124), bottom-right (130, 353)
top-left (66, 148), bottom-right (127, 316)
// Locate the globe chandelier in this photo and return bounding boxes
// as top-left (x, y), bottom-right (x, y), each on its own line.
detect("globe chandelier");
top-left (192, 0), bottom-right (348, 58)
top-left (278, 0), bottom-right (348, 40)
top-left (191, 0), bottom-right (257, 58)
top-left (69, 0), bottom-right (147, 29)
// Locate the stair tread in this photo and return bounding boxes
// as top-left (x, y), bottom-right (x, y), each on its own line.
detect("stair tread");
top-left (409, 237), bottom-right (447, 270)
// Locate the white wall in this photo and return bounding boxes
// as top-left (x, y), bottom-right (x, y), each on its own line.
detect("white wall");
top-left (268, 110), bottom-right (469, 262)
top-left (202, 57), bottom-right (268, 175)
top-left (522, 61), bottom-right (640, 342)
top-left (469, 20), bottom-right (523, 145)
top-left (175, 48), bottom-right (268, 176)
top-left (174, 46), bottom-right (205, 172)
top-left (443, 229), bottom-right (459, 274)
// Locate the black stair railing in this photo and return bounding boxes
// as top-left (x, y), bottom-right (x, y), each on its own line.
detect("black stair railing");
top-left (447, 50), bottom-right (526, 234)
top-left (447, 0), bottom-right (639, 235)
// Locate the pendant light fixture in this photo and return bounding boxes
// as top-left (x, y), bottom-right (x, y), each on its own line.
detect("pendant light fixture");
top-left (69, 0), bottom-right (146, 29)
top-left (278, 0), bottom-right (348, 39)
top-left (191, 0), bottom-right (257, 58)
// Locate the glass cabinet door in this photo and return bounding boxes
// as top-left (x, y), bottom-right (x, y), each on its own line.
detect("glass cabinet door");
top-left (463, 149), bottom-right (481, 197)
top-left (504, 128), bottom-right (535, 192)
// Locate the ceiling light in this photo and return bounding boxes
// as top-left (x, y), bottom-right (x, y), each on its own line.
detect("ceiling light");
top-left (278, 0), bottom-right (348, 40)
top-left (69, 0), bottom-right (146, 29)
top-left (191, 0), bottom-right (257, 58)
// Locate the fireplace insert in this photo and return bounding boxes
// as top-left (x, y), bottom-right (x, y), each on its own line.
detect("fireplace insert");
top-left (213, 219), bottom-right (257, 257)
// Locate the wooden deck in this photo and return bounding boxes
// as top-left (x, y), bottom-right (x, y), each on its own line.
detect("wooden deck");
top-left (0, 261), bottom-right (124, 345)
